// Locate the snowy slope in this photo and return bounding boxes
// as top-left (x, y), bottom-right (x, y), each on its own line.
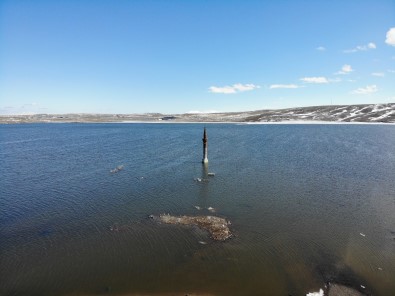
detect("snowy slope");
top-left (1, 103), bottom-right (394, 123)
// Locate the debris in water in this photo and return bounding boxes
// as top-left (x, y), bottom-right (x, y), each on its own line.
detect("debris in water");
top-left (378, 267), bottom-right (383, 271)
top-left (360, 285), bottom-right (365, 289)
top-left (198, 241), bottom-right (207, 245)
top-left (306, 289), bottom-right (324, 296)
top-left (194, 205), bottom-right (202, 210)
top-left (110, 224), bottom-right (119, 232)
top-left (326, 283), bottom-right (365, 296)
top-left (194, 177), bottom-right (209, 183)
top-left (360, 233), bottom-right (366, 237)
top-left (110, 165), bottom-right (124, 173)
top-left (208, 172), bottom-right (215, 177)
top-left (207, 207), bottom-right (215, 213)
top-left (155, 214), bottom-right (232, 241)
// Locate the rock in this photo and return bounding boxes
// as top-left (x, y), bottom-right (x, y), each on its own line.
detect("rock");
top-left (110, 165), bottom-right (124, 173)
top-left (194, 178), bottom-right (209, 183)
top-left (327, 283), bottom-right (365, 296)
top-left (306, 289), bottom-right (324, 296)
top-left (156, 214), bottom-right (232, 241)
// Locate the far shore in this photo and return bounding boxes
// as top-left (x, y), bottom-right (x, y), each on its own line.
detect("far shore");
top-left (1, 103), bottom-right (394, 124)
top-left (2, 120), bottom-right (394, 125)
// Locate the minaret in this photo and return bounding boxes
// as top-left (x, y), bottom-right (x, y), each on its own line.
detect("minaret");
top-left (202, 127), bottom-right (208, 164)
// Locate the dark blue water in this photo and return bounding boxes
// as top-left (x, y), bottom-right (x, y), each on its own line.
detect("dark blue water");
top-left (1, 123), bottom-right (394, 296)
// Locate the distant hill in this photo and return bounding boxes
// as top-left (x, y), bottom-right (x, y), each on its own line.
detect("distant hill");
top-left (1, 103), bottom-right (394, 124)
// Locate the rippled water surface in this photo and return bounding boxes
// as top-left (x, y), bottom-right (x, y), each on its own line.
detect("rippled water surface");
top-left (1, 123), bottom-right (395, 296)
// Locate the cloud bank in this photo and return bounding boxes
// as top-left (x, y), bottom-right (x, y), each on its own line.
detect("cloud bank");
top-left (344, 42), bottom-right (376, 53)
top-left (351, 85), bottom-right (378, 94)
top-left (209, 83), bottom-right (260, 94)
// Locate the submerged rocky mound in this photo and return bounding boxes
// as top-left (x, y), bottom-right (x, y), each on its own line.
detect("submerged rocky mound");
top-left (156, 214), bottom-right (232, 241)
top-left (326, 283), bottom-right (366, 296)
top-left (307, 283), bottom-right (367, 296)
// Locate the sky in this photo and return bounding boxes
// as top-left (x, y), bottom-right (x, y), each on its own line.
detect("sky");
top-left (0, 0), bottom-right (394, 115)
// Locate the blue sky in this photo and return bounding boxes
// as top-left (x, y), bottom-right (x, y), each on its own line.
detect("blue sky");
top-left (1, 0), bottom-right (394, 114)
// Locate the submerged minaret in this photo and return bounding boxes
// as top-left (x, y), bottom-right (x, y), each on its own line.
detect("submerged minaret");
top-left (202, 127), bottom-right (208, 164)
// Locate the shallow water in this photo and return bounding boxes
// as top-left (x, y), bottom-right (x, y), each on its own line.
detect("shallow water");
top-left (1, 123), bottom-right (394, 296)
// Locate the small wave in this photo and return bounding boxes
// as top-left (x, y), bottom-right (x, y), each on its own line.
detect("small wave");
top-left (0, 138), bottom-right (50, 145)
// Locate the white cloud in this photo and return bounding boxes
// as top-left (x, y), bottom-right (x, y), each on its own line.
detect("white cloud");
top-left (368, 42), bottom-right (376, 49)
top-left (388, 69), bottom-right (395, 73)
top-left (335, 64), bottom-right (353, 74)
top-left (209, 86), bottom-right (236, 94)
top-left (343, 42), bottom-right (376, 53)
top-left (351, 85), bottom-right (378, 94)
top-left (342, 64), bottom-right (353, 73)
top-left (316, 46), bottom-right (326, 51)
top-left (371, 72), bottom-right (385, 77)
top-left (385, 27), bottom-right (395, 46)
top-left (208, 83), bottom-right (260, 94)
top-left (269, 84), bottom-right (301, 89)
top-left (300, 77), bottom-right (329, 84)
top-left (233, 83), bottom-right (260, 92)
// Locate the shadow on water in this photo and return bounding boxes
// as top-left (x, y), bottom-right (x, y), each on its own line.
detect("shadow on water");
top-left (197, 163), bottom-right (210, 209)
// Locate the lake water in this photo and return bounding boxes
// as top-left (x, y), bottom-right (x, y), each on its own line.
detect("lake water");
top-left (1, 123), bottom-right (394, 296)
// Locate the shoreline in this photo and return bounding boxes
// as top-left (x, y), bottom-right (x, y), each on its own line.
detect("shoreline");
top-left (1, 120), bottom-right (395, 125)
top-left (69, 282), bottom-right (366, 296)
